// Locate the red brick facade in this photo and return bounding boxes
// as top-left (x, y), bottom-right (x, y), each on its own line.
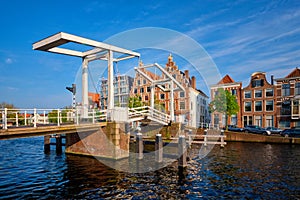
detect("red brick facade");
top-left (275, 68), bottom-right (300, 128)
top-left (241, 72), bottom-right (277, 127)
top-left (210, 75), bottom-right (242, 128)
top-left (131, 55), bottom-right (195, 123)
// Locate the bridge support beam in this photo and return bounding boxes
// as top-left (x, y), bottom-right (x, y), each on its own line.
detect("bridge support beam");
top-left (65, 122), bottom-right (130, 159)
top-left (82, 58), bottom-right (89, 119)
top-left (44, 135), bottom-right (51, 154)
top-left (56, 135), bottom-right (62, 154)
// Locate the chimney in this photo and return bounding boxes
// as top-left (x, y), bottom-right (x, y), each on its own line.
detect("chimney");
top-left (191, 76), bottom-right (196, 89)
top-left (271, 75), bottom-right (274, 85)
top-left (184, 70), bottom-right (189, 79)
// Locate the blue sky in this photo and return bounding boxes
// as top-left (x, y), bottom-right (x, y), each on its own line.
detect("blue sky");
top-left (1, 0), bottom-right (300, 108)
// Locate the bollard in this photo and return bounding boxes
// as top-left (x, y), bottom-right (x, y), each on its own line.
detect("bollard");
top-left (178, 135), bottom-right (187, 168)
top-left (155, 134), bottom-right (163, 163)
top-left (56, 135), bottom-right (62, 154)
top-left (44, 135), bottom-right (51, 154)
top-left (204, 129), bottom-right (208, 147)
top-left (136, 131), bottom-right (143, 160)
top-left (221, 130), bottom-right (225, 148)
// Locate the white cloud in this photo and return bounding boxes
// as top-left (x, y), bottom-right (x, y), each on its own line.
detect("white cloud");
top-left (5, 58), bottom-right (12, 64)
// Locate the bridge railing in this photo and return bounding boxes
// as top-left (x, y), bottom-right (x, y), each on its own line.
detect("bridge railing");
top-left (198, 122), bottom-right (220, 130)
top-left (0, 108), bottom-right (108, 130)
top-left (128, 106), bottom-right (171, 125)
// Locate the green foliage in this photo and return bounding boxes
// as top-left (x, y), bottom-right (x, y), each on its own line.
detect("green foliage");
top-left (128, 95), bottom-right (144, 108)
top-left (209, 88), bottom-right (239, 128)
top-left (0, 102), bottom-right (16, 109)
top-left (48, 109), bottom-right (71, 123)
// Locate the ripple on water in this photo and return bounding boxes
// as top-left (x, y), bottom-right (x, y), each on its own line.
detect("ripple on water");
top-left (0, 138), bottom-right (300, 199)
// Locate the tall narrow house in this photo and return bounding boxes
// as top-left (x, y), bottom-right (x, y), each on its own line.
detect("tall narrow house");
top-left (275, 68), bottom-right (300, 128)
top-left (241, 72), bottom-right (276, 127)
top-left (210, 75), bottom-right (242, 128)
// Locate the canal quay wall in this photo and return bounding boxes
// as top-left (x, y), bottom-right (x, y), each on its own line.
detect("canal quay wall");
top-left (225, 131), bottom-right (300, 144)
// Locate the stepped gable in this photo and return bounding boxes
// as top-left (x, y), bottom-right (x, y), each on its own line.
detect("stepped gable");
top-left (217, 74), bottom-right (235, 84)
top-left (285, 67), bottom-right (300, 78)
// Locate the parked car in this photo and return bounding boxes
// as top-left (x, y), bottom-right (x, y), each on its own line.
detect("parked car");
top-left (265, 127), bottom-right (283, 134)
top-left (227, 125), bottom-right (244, 132)
top-left (280, 129), bottom-right (300, 138)
top-left (244, 125), bottom-right (271, 136)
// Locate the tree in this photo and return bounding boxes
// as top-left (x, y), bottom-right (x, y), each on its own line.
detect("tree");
top-left (128, 95), bottom-right (144, 108)
top-left (209, 88), bottom-right (239, 129)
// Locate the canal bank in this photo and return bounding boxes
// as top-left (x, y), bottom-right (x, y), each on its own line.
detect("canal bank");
top-left (225, 131), bottom-right (300, 144)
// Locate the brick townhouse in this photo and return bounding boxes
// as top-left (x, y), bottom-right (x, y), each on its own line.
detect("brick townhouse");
top-left (210, 75), bottom-right (242, 128)
top-left (275, 67), bottom-right (300, 128)
top-left (241, 72), bottom-right (277, 128)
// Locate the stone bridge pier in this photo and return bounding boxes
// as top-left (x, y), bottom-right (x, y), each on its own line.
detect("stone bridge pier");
top-left (65, 122), bottom-right (130, 159)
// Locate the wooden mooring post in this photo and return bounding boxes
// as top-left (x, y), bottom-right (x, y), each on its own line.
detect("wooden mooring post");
top-left (155, 134), bottom-right (163, 163)
top-left (44, 134), bottom-right (64, 154)
top-left (178, 135), bottom-right (187, 168)
top-left (136, 132), bottom-right (143, 160)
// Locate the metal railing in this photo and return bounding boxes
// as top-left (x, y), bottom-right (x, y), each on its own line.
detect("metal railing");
top-left (128, 106), bottom-right (171, 125)
top-left (0, 108), bottom-right (107, 130)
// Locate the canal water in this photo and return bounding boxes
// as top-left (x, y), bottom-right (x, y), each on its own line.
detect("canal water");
top-left (0, 137), bottom-right (299, 199)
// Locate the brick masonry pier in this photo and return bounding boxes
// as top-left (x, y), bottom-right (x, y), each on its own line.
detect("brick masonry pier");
top-left (65, 122), bottom-right (130, 159)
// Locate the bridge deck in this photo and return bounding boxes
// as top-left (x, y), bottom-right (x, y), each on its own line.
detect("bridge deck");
top-left (0, 123), bottom-right (106, 140)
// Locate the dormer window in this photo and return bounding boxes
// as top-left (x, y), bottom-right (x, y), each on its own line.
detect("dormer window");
top-left (252, 79), bottom-right (264, 87)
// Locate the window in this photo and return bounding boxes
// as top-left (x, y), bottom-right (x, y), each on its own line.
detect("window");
top-left (145, 96), bottom-right (149, 101)
top-left (214, 114), bottom-right (220, 126)
top-left (243, 116), bottom-right (253, 126)
top-left (279, 120), bottom-right (290, 129)
top-left (172, 74), bottom-right (176, 79)
top-left (292, 100), bottom-right (299, 118)
top-left (244, 91), bottom-right (251, 98)
top-left (143, 79), bottom-right (147, 84)
top-left (147, 87), bottom-right (151, 92)
top-left (232, 89), bottom-right (237, 96)
top-left (160, 94), bottom-right (165, 100)
top-left (295, 82), bottom-right (300, 95)
top-left (252, 79), bottom-right (264, 87)
top-left (266, 115), bottom-right (274, 127)
top-left (282, 84), bottom-right (290, 96)
top-left (266, 100), bottom-right (273, 111)
top-left (137, 80), bottom-right (140, 85)
top-left (254, 116), bottom-right (262, 127)
top-left (214, 90), bottom-right (219, 97)
top-left (255, 90), bottom-right (262, 98)
top-left (281, 101), bottom-right (291, 115)
top-left (255, 101), bottom-right (262, 112)
top-left (231, 115), bottom-right (237, 125)
top-left (180, 91), bottom-right (185, 98)
top-left (134, 88), bottom-right (137, 94)
top-left (180, 102), bottom-right (185, 110)
top-left (245, 102), bottom-right (251, 112)
top-left (266, 88), bottom-right (274, 97)
top-left (140, 88), bottom-right (144, 93)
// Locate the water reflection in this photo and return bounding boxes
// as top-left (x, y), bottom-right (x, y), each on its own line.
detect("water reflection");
top-left (0, 137), bottom-right (299, 199)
